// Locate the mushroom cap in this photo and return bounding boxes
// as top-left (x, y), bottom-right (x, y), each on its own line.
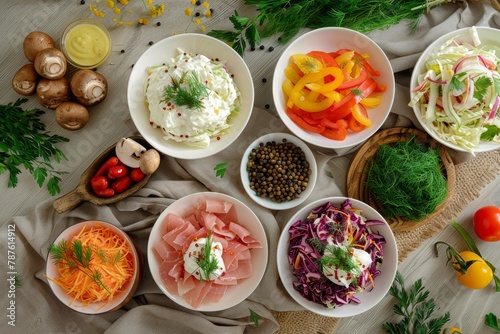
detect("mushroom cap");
top-left (34, 48), bottom-right (67, 80)
top-left (23, 31), bottom-right (55, 62)
top-left (12, 64), bottom-right (39, 96)
top-left (55, 102), bottom-right (89, 131)
top-left (70, 69), bottom-right (108, 107)
top-left (36, 77), bottom-right (71, 110)
top-left (115, 138), bottom-right (147, 168)
top-left (139, 149), bottom-right (160, 175)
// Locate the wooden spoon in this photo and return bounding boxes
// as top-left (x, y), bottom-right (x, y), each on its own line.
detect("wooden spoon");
top-left (53, 136), bottom-right (154, 213)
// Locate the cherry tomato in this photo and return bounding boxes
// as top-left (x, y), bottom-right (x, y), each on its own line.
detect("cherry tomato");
top-left (94, 188), bottom-right (115, 197)
top-left (454, 251), bottom-right (493, 289)
top-left (107, 165), bottom-right (129, 180)
top-left (111, 175), bottom-right (132, 193)
top-left (90, 176), bottom-right (108, 192)
top-left (94, 156), bottom-right (119, 177)
top-left (473, 206), bottom-right (500, 241)
top-left (130, 168), bottom-right (146, 182)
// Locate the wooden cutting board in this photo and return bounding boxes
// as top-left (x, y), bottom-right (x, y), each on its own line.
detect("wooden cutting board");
top-left (346, 127), bottom-right (456, 232)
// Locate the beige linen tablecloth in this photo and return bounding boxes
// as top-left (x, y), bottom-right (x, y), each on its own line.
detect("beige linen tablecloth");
top-left (2, 2), bottom-right (500, 334)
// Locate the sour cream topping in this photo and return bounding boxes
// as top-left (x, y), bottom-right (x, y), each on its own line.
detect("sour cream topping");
top-left (322, 243), bottom-right (373, 288)
top-left (183, 237), bottom-right (226, 281)
top-left (145, 49), bottom-right (240, 147)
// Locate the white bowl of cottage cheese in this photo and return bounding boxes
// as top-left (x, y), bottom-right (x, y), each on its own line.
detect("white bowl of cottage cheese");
top-left (127, 34), bottom-right (254, 159)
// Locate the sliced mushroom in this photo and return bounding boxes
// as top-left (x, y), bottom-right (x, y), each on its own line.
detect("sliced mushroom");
top-left (36, 77), bottom-right (71, 109)
top-left (70, 69), bottom-right (108, 107)
top-left (23, 31), bottom-right (55, 62)
top-left (12, 64), bottom-right (39, 96)
top-left (115, 138), bottom-right (147, 168)
top-left (139, 149), bottom-right (160, 175)
top-left (55, 102), bottom-right (89, 131)
top-left (34, 48), bottom-right (67, 79)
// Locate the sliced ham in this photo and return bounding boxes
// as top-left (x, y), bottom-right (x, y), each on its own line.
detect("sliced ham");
top-left (154, 198), bottom-right (260, 309)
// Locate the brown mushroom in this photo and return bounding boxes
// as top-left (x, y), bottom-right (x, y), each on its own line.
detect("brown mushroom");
top-left (55, 102), bottom-right (89, 131)
top-left (36, 77), bottom-right (71, 109)
top-left (23, 31), bottom-right (55, 62)
top-left (70, 69), bottom-right (108, 107)
top-left (34, 48), bottom-right (67, 79)
top-left (12, 64), bottom-right (39, 96)
top-left (139, 149), bottom-right (160, 175)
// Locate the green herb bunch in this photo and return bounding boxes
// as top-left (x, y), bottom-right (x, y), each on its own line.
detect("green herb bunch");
top-left (208, 0), bottom-right (435, 56)
top-left (164, 72), bottom-right (210, 109)
top-left (48, 239), bottom-right (110, 293)
top-left (383, 272), bottom-right (450, 333)
top-left (196, 230), bottom-right (220, 281)
top-left (0, 99), bottom-right (69, 195)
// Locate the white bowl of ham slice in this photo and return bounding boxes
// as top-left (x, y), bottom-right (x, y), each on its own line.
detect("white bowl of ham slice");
top-left (147, 192), bottom-right (268, 311)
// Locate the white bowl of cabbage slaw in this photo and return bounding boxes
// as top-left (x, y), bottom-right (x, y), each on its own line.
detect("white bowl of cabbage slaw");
top-left (277, 197), bottom-right (397, 317)
top-left (127, 34), bottom-right (254, 159)
top-left (410, 26), bottom-right (500, 153)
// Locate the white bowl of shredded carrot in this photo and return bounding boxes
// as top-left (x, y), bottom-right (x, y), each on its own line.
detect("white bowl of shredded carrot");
top-left (45, 221), bottom-right (141, 314)
top-left (272, 27), bottom-right (395, 149)
top-left (147, 192), bottom-right (268, 311)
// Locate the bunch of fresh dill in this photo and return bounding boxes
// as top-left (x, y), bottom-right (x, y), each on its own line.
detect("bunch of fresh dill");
top-left (208, 0), bottom-right (441, 56)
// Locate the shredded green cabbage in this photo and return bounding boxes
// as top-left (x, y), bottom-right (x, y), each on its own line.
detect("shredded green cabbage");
top-left (409, 26), bottom-right (500, 152)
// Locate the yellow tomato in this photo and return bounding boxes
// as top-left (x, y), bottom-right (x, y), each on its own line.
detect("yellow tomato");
top-left (454, 251), bottom-right (493, 289)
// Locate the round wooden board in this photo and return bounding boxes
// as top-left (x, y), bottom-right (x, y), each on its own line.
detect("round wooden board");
top-left (346, 127), bottom-right (456, 233)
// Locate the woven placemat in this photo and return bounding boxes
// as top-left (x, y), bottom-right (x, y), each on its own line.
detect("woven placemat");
top-left (272, 148), bottom-right (500, 334)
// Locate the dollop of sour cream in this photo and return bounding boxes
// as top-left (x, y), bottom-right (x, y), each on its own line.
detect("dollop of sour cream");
top-left (183, 238), bottom-right (226, 281)
top-left (145, 49), bottom-right (240, 147)
top-left (322, 244), bottom-right (373, 288)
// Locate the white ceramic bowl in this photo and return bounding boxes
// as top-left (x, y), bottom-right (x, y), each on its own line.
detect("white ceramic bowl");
top-left (127, 33), bottom-right (254, 159)
top-left (272, 27), bottom-right (395, 149)
top-left (277, 197), bottom-right (398, 317)
top-left (240, 132), bottom-right (317, 210)
top-left (46, 221), bottom-right (141, 314)
top-left (147, 192), bottom-right (268, 311)
top-left (410, 26), bottom-right (500, 153)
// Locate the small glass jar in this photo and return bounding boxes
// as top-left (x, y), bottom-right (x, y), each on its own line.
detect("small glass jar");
top-left (60, 19), bottom-right (111, 69)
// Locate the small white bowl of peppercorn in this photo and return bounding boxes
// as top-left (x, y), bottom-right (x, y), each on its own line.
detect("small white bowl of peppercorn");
top-left (240, 132), bottom-right (317, 210)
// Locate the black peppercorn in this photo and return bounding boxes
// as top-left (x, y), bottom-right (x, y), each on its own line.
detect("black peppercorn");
top-left (259, 45), bottom-right (265, 50)
top-left (265, 104), bottom-right (270, 109)
top-left (149, 41), bottom-right (154, 45)
top-left (120, 49), bottom-right (125, 53)
top-left (157, 22), bottom-right (161, 26)
top-left (268, 46), bottom-right (274, 52)
top-left (262, 78), bottom-right (267, 83)
top-left (80, 0), bottom-right (85, 4)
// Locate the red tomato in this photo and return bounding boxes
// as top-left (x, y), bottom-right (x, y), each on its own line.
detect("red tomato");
top-left (90, 176), bottom-right (108, 192)
top-left (94, 188), bottom-right (115, 197)
top-left (130, 168), bottom-right (146, 182)
top-left (107, 165), bottom-right (128, 180)
top-left (111, 175), bottom-right (132, 193)
top-left (473, 206), bottom-right (500, 241)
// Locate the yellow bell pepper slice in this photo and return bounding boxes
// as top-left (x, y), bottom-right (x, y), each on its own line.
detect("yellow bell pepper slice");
top-left (290, 91), bottom-right (334, 112)
top-left (360, 95), bottom-right (382, 107)
top-left (282, 78), bottom-right (294, 98)
top-left (284, 66), bottom-right (302, 85)
top-left (335, 51), bottom-right (354, 67)
top-left (292, 54), bottom-right (323, 73)
top-left (351, 104), bottom-right (372, 127)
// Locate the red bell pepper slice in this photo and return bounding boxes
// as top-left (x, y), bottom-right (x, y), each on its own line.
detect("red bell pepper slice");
top-left (337, 49), bottom-right (381, 76)
top-left (320, 120), bottom-right (347, 141)
top-left (285, 107), bottom-right (325, 133)
top-left (307, 51), bottom-right (340, 68)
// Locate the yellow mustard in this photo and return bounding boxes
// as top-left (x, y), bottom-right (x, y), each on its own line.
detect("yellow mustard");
top-left (64, 23), bottom-right (110, 67)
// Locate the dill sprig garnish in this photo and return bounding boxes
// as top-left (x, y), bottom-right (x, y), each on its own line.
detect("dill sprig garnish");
top-left (320, 244), bottom-right (359, 275)
top-left (308, 237), bottom-right (326, 253)
top-left (208, 0), bottom-right (439, 56)
top-left (48, 239), bottom-right (110, 293)
top-left (164, 72), bottom-right (210, 109)
top-left (196, 230), bottom-right (220, 282)
top-left (0, 98), bottom-right (69, 195)
top-left (383, 272), bottom-right (450, 333)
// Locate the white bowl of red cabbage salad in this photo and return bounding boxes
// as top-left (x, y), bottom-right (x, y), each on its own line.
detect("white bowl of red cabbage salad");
top-left (147, 192), bottom-right (268, 311)
top-left (127, 33), bottom-right (254, 159)
top-left (410, 26), bottom-right (500, 153)
top-left (277, 197), bottom-right (397, 317)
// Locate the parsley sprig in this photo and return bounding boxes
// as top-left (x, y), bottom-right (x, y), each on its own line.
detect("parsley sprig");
top-left (382, 272), bottom-right (450, 334)
top-left (486, 312), bottom-right (500, 331)
top-left (214, 161), bottom-right (228, 178)
top-left (164, 72), bottom-right (209, 109)
top-left (0, 98), bottom-right (69, 195)
top-left (48, 239), bottom-right (110, 293)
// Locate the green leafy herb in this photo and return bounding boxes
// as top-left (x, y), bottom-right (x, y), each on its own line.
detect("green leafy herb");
top-left (473, 76), bottom-right (492, 101)
top-left (0, 98), bottom-right (69, 195)
top-left (481, 124), bottom-right (500, 141)
top-left (382, 272), bottom-right (450, 334)
top-left (493, 77), bottom-right (500, 95)
top-left (164, 72), bottom-right (209, 109)
top-left (449, 73), bottom-right (466, 94)
top-left (486, 312), bottom-right (500, 331)
top-left (320, 244), bottom-right (359, 276)
top-left (48, 239), bottom-right (110, 293)
top-left (208, 0), bottom-right (436, 56)
top-left (249, 308), bottom-right (261, 327)
top-left (214, 161), bottom-right (228, 178)
top-left (324, 170), bottom-right (334, 179)
top-left (307, 237), bottom-right (326, 253)
top-left (196, 230), bottom-right (220, 282)
top-left (14, 275), bottom-right (22, 288)
top-left (365, 134), bottom-right (448, 221)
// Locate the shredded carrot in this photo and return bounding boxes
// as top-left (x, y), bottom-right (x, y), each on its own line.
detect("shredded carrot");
top-left (49, 224), bottom-right (135, 307)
